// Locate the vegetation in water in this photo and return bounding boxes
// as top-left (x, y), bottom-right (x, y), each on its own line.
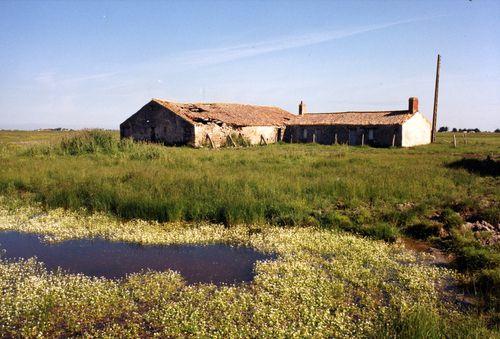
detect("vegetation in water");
top-left (0, 198), bottom-right (493, 337)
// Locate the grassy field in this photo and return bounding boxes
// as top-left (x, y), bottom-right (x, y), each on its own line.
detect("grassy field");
top-left (0, 197), bottom-right (492, 337)
top-left (0, 130), bottom-right (498, 337)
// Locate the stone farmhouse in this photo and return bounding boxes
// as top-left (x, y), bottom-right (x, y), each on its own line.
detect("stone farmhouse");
top-left (120, 97), bottom-right (431, 148)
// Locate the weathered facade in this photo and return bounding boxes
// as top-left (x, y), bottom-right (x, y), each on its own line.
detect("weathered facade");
top-left (284, 97), bottom-right (431, 147)
top-left (120, 99), bottom-right (292, 147)
top-left (120, 100), bottom-right (194, 145)
top-left (120, 97), bottom-right (431, 148)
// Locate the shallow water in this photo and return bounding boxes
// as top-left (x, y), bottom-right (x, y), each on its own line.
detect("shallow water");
top-left (400, 237), bottom-right (453, 266)
top-left (0, 231), bottom-right (274, 285)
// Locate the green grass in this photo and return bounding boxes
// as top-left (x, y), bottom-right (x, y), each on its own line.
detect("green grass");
top-left (0, 199), bottom-right (494, 338)
top-left (0, 130), bottom-right (499, 336)
top-left (0, 131), bottom-right (498, 230)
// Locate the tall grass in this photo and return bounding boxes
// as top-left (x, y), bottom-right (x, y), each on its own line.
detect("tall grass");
top-left (21, 130), bottom-right (163, 160)
top-left (1, 131), bottom-right (498, 233)
top-left (1, 130), bottom-right (499, 322)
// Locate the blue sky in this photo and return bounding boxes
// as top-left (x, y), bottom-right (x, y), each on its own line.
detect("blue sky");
top-left (0, 0), bottom-right (498, 130)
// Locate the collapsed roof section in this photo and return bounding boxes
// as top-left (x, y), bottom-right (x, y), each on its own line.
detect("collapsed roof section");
top-left (153, 99), bottom-right (294, 127)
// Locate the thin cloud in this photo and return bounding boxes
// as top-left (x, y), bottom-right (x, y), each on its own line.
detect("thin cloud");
top-left (34, 71), bottom-right (117, 88)
top-left (174, 17), bottom-right (438, 67)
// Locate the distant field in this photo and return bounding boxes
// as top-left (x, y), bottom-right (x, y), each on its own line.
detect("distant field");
top-left (0, 129), bottom-right (79, 144)
top-left (0, 130), bottom-right (498, 336)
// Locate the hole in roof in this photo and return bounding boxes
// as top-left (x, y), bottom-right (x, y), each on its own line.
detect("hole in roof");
top-left (187, 105), bottom-right (207, 113)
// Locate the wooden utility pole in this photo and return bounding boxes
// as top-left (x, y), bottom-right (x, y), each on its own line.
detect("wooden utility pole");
top-left (431, 54), bottom-right (441, 143)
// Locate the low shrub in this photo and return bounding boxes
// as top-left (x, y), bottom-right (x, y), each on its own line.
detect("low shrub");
top-left (128, 146), bottom-right (162, 160)
top-left (477, 205), bottom-right (500, 226)
top-left (316, 210), bottom-right (353, 230)
top-left (405, 221), bottom-right (442, 239)
top-left (475, 268), bottom-right (500, 310)
top-left (350, 206), bottom-right (373, 225)
top-left (361, 222), bottom-right (399, 242)
top-left (378, 303), bottom-right (492, 338)
top-left (387, 305), bottom-right (442, 339)
top-left (22, 144), bottom-right (53, 157)
top-left (60, 130), bottom-right (117, 155)
top-left (440, 208), bottom-right (464, 229)
top-left (455, 246), bottom-right (500, 271)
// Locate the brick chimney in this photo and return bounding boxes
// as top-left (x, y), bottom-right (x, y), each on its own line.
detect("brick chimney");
top-left (299, 101), bottom-right (306, 115)
top-left (408, 97), bottom-right (419, 113)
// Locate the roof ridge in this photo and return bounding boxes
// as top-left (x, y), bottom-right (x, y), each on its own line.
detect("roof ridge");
top-left (153, 98), bottom-right (284, 109)
top-left (151, 98), bottom-right (294, 127)
top-left (304, 110), bottom-right (411, 115)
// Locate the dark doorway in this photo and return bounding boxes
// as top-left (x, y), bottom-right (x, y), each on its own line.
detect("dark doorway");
top-left (150, 127), bottom-right (156, 142)
top-left (348, 129), bottom-right (357, 145)
top-left (277, 128), bottom-right (283, 141)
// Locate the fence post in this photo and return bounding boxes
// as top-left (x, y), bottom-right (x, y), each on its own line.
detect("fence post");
top-left (453, 134), bottom-right (457, 148)
top-left (334, 133), bottom-right (337, 145)
top-left (312, 133), bottom-right (316, 143)
top-left (392, 134), bottom-right (396, 147)
top-left (463, 132), bottom-right (467, 145)
top-left (361, 133), bottom-right (365, 146)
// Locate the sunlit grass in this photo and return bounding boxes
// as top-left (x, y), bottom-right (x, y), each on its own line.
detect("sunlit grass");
top-left (0, 130), bottom-right (498, 336)
top-left (0, 131), bottom-right (498, 232)
top-left (0, 199), bottom-right (492, 338)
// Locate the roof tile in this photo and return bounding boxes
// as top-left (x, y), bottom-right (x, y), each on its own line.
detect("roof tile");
top-left (153, 99), bottom-right (294, 126)
top-left (289, 110), bottom-right (415, 126)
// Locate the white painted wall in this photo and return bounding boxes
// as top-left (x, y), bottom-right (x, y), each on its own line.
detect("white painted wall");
top-left (240, 126), bottom-right (281, 144)
top-left (193, 124), bottom-right (282, 147)
top-left (401, 112), bottom-right (432, 147)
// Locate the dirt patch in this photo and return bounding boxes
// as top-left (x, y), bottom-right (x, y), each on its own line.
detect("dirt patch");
top-left (400, 237), bottom-right (454, 266)
top-left (399, 238), bottom-right (480, 309)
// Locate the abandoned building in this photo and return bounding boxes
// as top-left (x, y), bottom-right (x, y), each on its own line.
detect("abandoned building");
top-left (120, 97), bottom-right (431, 148)
top-left (120, 99), bottom-right (293, 147)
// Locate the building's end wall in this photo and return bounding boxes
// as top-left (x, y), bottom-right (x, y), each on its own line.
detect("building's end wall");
top-left (401, 112), bottom-right (431, 147)
top-left (120, 102), bottom-right (195, 146)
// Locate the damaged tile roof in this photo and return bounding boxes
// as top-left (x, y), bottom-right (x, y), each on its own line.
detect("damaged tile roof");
top-left (288, 110), bottom-right (416, 126)
top-left (153, 99), bottom-right (294, 126)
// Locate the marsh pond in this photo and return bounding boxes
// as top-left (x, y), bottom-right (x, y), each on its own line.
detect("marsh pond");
top-left (0, 231), bottom-right (274, 285)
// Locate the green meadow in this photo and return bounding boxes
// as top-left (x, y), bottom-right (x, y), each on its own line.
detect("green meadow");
top-left (0, 130), bottom-right (498, 337)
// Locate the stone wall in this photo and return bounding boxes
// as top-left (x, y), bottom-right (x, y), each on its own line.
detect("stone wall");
top-left (120, 101), bottom-right (195, 146)
top-left (193, 124), bottom-right (283, 147)
top-left (240, 126), bottom-right (283, 144)
top-left (284, 124), bottom-right (402, 147)
top-left (120, 101), bottom-right (428, 148)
